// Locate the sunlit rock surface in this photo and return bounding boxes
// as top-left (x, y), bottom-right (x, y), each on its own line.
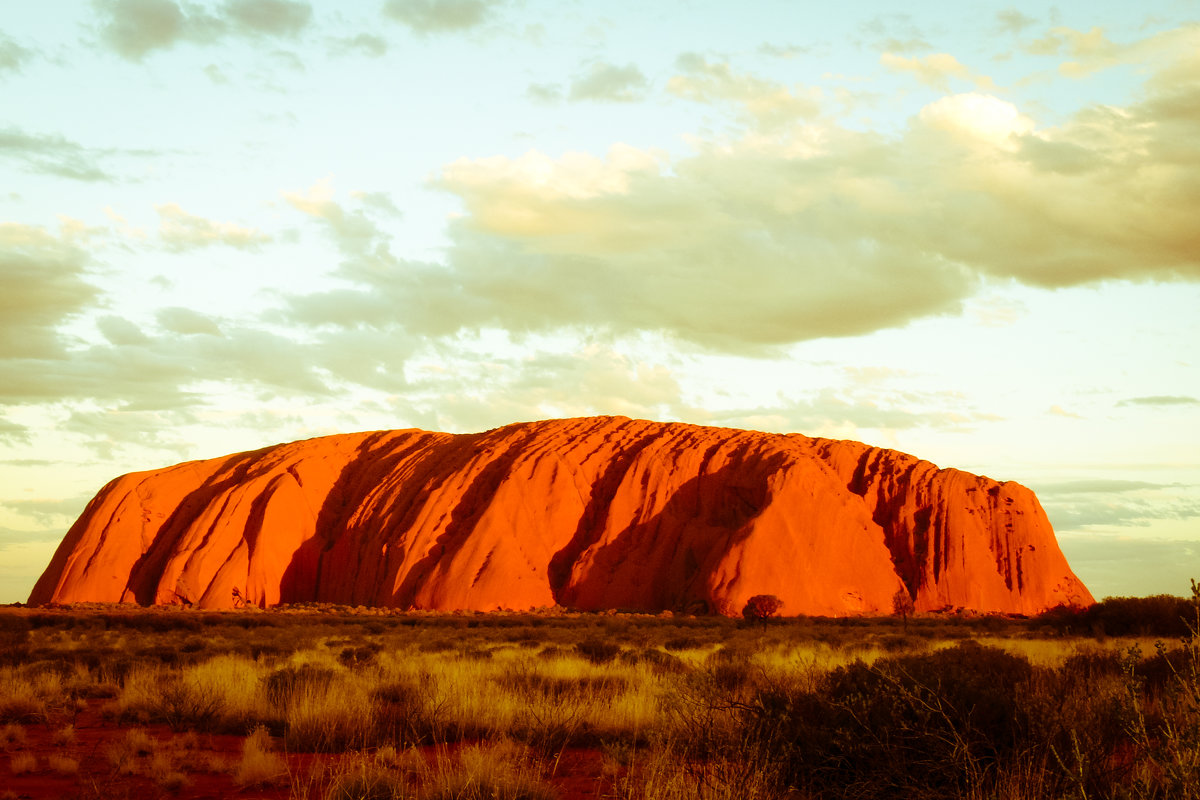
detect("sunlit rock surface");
top-left (30, 417), bottom-right (1093, 615)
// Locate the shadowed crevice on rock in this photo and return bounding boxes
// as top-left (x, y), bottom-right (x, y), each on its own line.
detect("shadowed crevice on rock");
top-left (559, 448), bottom-right (788, 613)
top-left (125, 447), bottom-right (273, 605)
top-left (547, 421), bottom-right (665, 601)
top-left (281, 430), bottom-right (460, 605)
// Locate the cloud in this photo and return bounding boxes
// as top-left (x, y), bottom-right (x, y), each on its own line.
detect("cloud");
top-left (1024, 24), bottom-right (1199, 79)
top-left (382, 0), bottom-right (490, 34)
top-left (0, 319), bottom-right (350, 415)
top-left (93, 0), bottom-right (313, 60)
top-left (694, 388), bottom-right (1002, 438)
top-left (568, 62), bottom-right (648, 103)
top-left (1, 497), bottom-right (90, 526)
top-left (155, 203), bottom-right (271, 251)
top-left (1047, 405), bottom-right (1083, 419)
top-left (1034, 480), bottom-right (1180, 496)
top-left (858, 13), bottom-right (931, 53)
top-left (1039, 480), bottom-right (1200, 532)
top-left (0, 414), bottom-right (29, 444)
top-left (880, 52), bottom-right (994, 92)
top-left (995, 9), bottom-right (1037, 35)
top-left (331, 33), bottom-right (388, 58)
top-left (403, 345), bottom-right (687, 433)
top-left (224, 0), bottom-right (312, 37)
top-left (758, 42), bottom-right (809, 59)
top-left (1057, 534), bottom-right (1200, 599)
top-left (0, 223), bottom-right (99, 360)
top-left (669, 54), bottom-right (821, 129)
top-left (98, 315), bottom-right (153, 346)
top-left (0, 127), bottom-right (116, 182)
top-left (274, 42), bottom-right (1200, 355)
top-left (0, 33), bottom-right (32, 75)
top-left (526, 82), bottom-right (562, 104)
top-left (95, 0), bottom-right (188, 60)
top-left (157, 307), bottom-right (222, 336)
top-left (1118, 395), bottom-right (1200, 407)
top-left (281, 179), bottom-right (391, 262)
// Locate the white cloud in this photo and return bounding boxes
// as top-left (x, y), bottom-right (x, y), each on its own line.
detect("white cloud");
top-left (881, 52), bottom-right (995, 92)
top-left (271, 45), bottom-right (1200, 359)
top-left (669, 54), bottom-right (822, 130)
top-left (156, 203), bottom-right (271, 251)
top-left (568, 62), bottom-right (648, 103)
top-left (917, 93), bottom-right (1033, 145)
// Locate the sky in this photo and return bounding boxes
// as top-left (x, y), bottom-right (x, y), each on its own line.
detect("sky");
top-left (1, 0), bottom-right (1198, 605)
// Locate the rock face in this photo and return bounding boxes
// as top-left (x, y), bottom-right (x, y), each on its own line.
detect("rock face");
top-left (30, 417), bottom-right (1093, 615)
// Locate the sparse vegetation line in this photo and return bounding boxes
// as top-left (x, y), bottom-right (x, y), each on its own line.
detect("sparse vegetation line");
top-left (0, 586), bottom-right (1197, 799)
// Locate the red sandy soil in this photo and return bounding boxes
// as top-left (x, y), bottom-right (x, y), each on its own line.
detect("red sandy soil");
top-left (3, 704), bottom-right (614, 800)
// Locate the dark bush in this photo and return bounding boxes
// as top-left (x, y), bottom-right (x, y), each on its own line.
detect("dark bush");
top-left (662, 636), bottom-right (702, 651)
top-left (619, 647), bottom-right (685, 674)
top-left (1039, 595), bottom-right (1192, 638)
top-left (338, 643), bottom-right (382, 666)
top-left (746, 641), bottom-right (1036, 798)
top-left (575, 638), bottom-right (620, 664)
top-left (263, 664), bottom-right (339, 708)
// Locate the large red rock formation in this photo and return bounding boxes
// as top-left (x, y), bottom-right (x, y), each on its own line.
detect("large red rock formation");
top-left (29, 417), bottom-right (1093, 615)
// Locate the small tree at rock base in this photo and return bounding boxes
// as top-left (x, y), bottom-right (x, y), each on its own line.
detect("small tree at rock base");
top-left (893, 587), bottom-right (915, 632)
top-left (742, 594), bottom-right (784, 623)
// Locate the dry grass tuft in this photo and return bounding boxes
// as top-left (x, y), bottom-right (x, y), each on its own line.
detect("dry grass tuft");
top-left (52, 724), bottom-right (75, 747)
top-left (47, 753), bottom-right (79, 775)
top-left (425, 740), bottom-right (555, 800)
top-left (0, 723), bottom-right (25, 750)
top-left (234, 724), bottom-right (287, 787)
top-left (9, 751), bottom-right (36, 775)
top-left (105, 727), bottom-right (156, 775)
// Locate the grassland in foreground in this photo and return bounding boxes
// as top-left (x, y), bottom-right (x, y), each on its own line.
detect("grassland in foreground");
top-left (1, 586), bottom-right (1198, 800)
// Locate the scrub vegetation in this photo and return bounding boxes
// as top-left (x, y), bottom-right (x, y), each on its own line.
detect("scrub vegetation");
top-left (0, 584), bottom-right (1197, 799)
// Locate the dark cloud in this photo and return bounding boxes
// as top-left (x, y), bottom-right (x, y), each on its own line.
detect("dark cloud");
top-left (0, 321), bottom-right (346, 413)
top-left (1042, 491), bottom-right (1200, 532)
top-left (0, 224), bottom-right (99, 359)
top-left (1119, 395), bottom-right (1200, 407)
top-left (568, 62), bottom-right (648, 103)
top-left (1034, 479), bottom-right (1181, 496)
top-left (331, 33), bottom-right (388, 58)
top-left (995, 9), bottom-right (1037, 35)
top-left (224, 0), bottom-right (312, 37)
top-left (0, 33), bottom-right (33, 75)
top-left (157, 307), bottom-right (222, 336)
top-left (1, 497), bottom-right (91, 526)
top-left (0, 127), bottom-right (115, 182)
top-left (0, 414), bottom-right (29, 444)
top-left (95, 0), bottom-right (187, 60)
top-left (93, 0), bottom-right (313, 60)
top-left (382, 0), bottom-right (491, 34)
top-left (526, 82), bottom-right (562, 104)
top-left (97, 315), bottom-right (153, 346)
top-left (0, 527), bottom-right (70, 548)
top-left (1057, 534), bottom-right (1200, 599)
